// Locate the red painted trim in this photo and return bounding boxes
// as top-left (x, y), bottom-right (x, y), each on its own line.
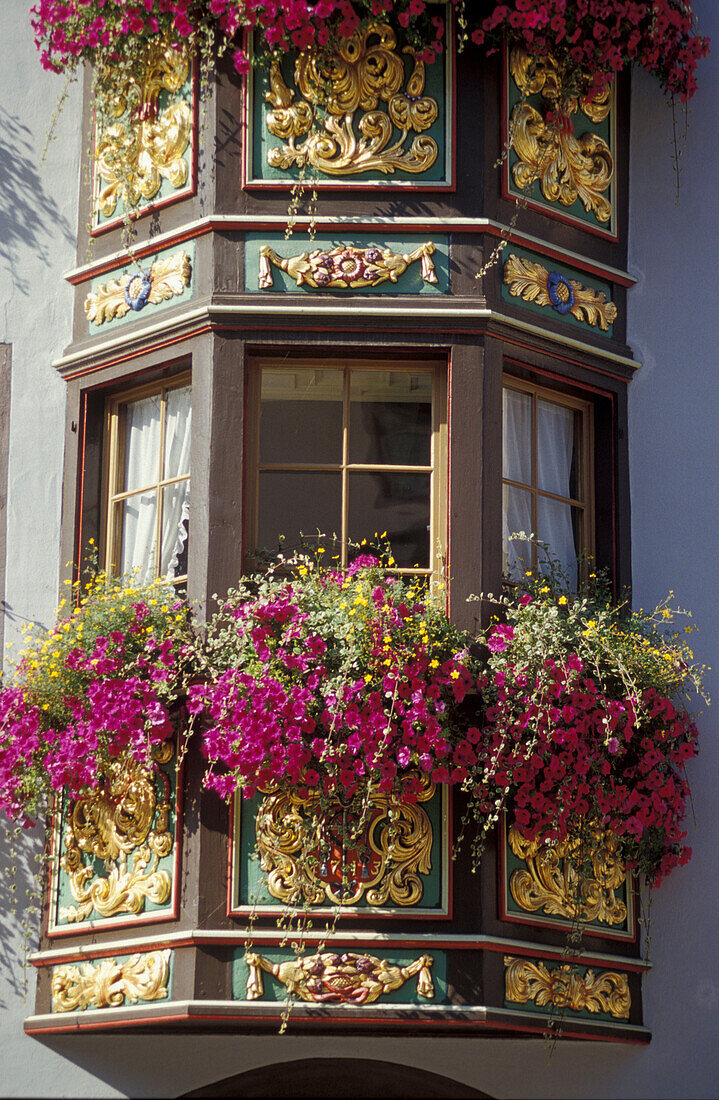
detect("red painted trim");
top-left (90, 54), bottom-right (199, 238)
top-left (500, 41), bottom-right (619, 244)
top-left (63, 327), bottom-right (213, 382)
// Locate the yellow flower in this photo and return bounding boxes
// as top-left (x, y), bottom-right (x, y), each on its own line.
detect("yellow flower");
top-left (558, 596), bottom-right (567, 606)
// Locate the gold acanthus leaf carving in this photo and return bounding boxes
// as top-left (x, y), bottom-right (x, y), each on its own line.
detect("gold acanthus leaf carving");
top-left (258, 242), bottom-right (437, 291)
top-left (504, 956), bottom-right (631, 1020)
top-left (85, 251), bottom-right (192, 325)
top-left (508, 823), bottom-right (628, 926)
top-left (503, 253), bottom-right (617, 330)
top-left (59, 744), bottom-right (174, 924)
top-left (95, 40), bottom-right (192, 219)
top-left (52, 950), bottom-right (171, 1013)
top-left (264, 22), bottom-right (438, 176)
top-left (508, 46), bottom-right (614, 223)
top-left (246, 950), bottom-right (434, 1004)
top-left (255, 776), bottom-right (434, 907)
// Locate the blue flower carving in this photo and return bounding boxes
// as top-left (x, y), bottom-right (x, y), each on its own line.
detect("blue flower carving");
top-left (546, 271), bottom-right (575, 315)
top-left (124, 271), bottom-right (153, 312)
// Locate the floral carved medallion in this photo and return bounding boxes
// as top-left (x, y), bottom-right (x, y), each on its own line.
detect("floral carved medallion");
top-left (246, 950), bottom-right (434, 1004)
top-left (263, 21), bottom-right (439, 177)
top-left (84, 251), bottom-right (192, 325)
top-left (507, 822), bottom-right (628, 927)
top-left (504, 956), bottom-right (630, 1020)
top-left (52, 950), bottom-right (171, 1013)
top-left (254, 777), bottom-right (435, 908)
top-left (509, 46), bottom-right (614, 226)
top-left (94, 40), bottom-right (192, 221)
top-left (258, 242), bottom-right (437, 290)
top-left (503, 253), bottom-right (617, 330)
top-left (57, 740), bottom-right (175, 925)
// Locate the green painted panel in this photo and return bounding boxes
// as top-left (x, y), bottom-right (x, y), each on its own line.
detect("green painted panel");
top-left (249, 19), bottom-right (449, 184)
top-left (245, 233), bottom-right (449, 295)
top-left (233, 946), bottom-right (448, 1005)
top-left (85, 241), bottom-right (195, 334)
top-left (503, 957), bottom-right (630, 1023)
top-left (500, 245), bottom-right (616, 338)
top-left (235, 783), bottom-right (446, 911)
top-left (51, 948), bottom-right (174, 1013)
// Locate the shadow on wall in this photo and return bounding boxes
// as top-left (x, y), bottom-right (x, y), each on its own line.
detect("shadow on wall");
top-left (0, 821), bottom-right (45, 1009)
top-left (0, 106), bottom-right (74, 295)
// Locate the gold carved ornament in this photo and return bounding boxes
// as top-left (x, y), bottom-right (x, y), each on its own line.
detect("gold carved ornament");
top-left (509, 46), bottom-right (614, 223)
top-left (507, 823), bottom-right (628, 926)
top-left (503, 253), bottom-right (617, 331)
top-left (95, 40), bottom-right (192, 219)
top-left (254, 777), bottom-right (434, 907)
top-left (85, 251), bottom-right (192, 326)
top-left (258, 242), bottom-right (437, 291)
top-left (52, 950), bottom-right (171, 1013)
top-left (246, 950), bottom-right (434, 1004)
top-left (59, 741), bottom-right (174, 924)
top-left (504, 956), bottom-right (631, 1020)
top-left (264, 21), bottom-right (438, 176)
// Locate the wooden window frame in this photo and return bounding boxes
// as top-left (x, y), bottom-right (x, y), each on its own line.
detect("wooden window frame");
top-left (502, 376), bottom-right (595, 577)
top-left (103, 372), bottom-right (192, 583)
top-left (245, 355), bottom-right (448, 579)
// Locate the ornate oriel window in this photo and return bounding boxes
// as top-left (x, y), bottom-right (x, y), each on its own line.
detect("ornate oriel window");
top-left (104, 376), bottom-right (191, 584)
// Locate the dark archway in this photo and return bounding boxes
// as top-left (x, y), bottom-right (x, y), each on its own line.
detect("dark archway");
top-left (180, 1057), bottom-right (493, 1099)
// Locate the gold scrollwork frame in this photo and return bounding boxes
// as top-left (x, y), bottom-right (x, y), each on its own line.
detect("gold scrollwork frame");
top-left (229, 781), bottom-right (450, 918)
top-left (243, 21), bottom-right (454, 189)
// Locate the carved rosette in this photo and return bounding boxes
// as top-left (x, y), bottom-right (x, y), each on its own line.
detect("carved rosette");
top-left (503, 254), bottom-right (617, 330)
top-left (504, 956), bottom-right (631, 1020)
top-left (509, 46), bottom-right (614, 224)
top-left (85, 251), bottom-right (192, 325)
top-left (52, 950), bottom-right (171, 1013)
top-left (246, 950), bottom-right (434, 1004)
top-left (264, 21), bottom-right (438, 177)
top-left (58, 741), bottom-right (175, 925)
top-left (255, 777), bottom-right (435, 907)
top-left (94, 40), bottom-right (192, 219)
top-left (507, 823), bottom-right (628, 927)
top-left (258, 242), bottom-right (437, 291)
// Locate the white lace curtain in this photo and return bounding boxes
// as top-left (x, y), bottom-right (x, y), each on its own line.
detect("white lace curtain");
top-left (502, 388), bottom-right (577, 586)
top-left (120, 385), bottom-right (191, 584)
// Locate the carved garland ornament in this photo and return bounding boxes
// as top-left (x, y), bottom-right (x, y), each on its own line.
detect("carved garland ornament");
top-left (52, 950), bottom-right (171, 1013)
top-left (95, 40), bottom-right (192, 219)
top-left (255, 777), bottom-right (435, 907)
top-left (246, 950), bottom-right (434, 1004)
top-left (85, 251), bottom-right (192, 325)
top-left (258, 242), bottom-right (437, 291)
top-left (504, 956), bottom-right (631, 1020)
top-left (508, 823), bottom-right (628, 926)
top-left (509, 46), bottom-right (614, 223)
top-left (503, 253), bottom-right (617, 330)
top-left (59, 741), bottom-right (175, 924)
top-left (264, 21), bottom-right (438, 176)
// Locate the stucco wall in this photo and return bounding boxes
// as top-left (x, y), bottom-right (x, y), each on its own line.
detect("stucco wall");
top-left (0, 1), bottom-right (718, 1097)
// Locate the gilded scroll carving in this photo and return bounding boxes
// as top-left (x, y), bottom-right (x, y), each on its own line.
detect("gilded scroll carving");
top-left (508, 823), bottom-right (628, 926)
top-left (264, 22), bottom-right (438, 176)
top-left (246, 950), bottom-right (434, 1004)
top-left (504, 956), bottom-right (631, 1020)
top-left (509, 46), bottom-right (614, 223)
top-left (59, 741), bottom-right (174, 923)
top-left (255, 777), bottom-right (434, 907)
top-left (52, 950), bottom-right (171, 1013)
top-left (95, 40), bottom-right (192, 219)
top-left (85, 251), bottom-right (192, 325)
top-left (503, 253), bottom-right (617, 330)
top-left (258, 242), bottom-right (437, 291)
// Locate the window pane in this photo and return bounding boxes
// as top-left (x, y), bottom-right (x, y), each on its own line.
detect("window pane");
top-left (161, 480), bottom-right (190, 578)
top-left (502, 484), bottom-right (533, 580)
top-left (348, 472), bottom-right (430, 568)
top-left (118, 490), bottom-right (157, 584)
top-left (164, 385), bottom-right (192, 481)
top-left (121, 393), bottom-right (162, 493)
top-left (258, 471), bottom-right (342, 555)
top-left (349, 370), bottom-right (432, 466)
top-left (260, 369), bottom-right (343, 464)
top-left (537, 495), bottom-right (579, 587)
top-left (503, 388), bottom-right (532, 486)
top-left (537, 398), bottom-right (576, 498)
